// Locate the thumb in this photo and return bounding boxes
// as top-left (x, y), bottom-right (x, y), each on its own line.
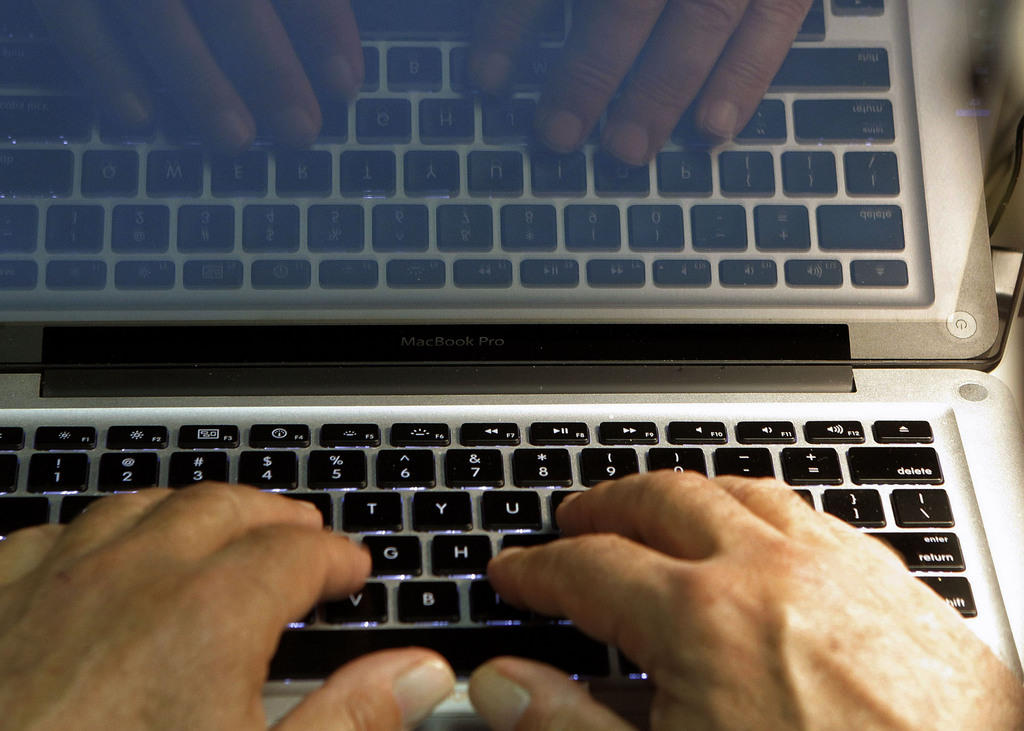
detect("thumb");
top-left (273, 648), bottom-right (455, 731)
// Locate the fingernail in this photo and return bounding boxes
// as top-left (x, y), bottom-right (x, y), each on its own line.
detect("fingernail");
top-left (470, 666), bottom-right (531, 731)
top-left (325, 54), bottom-right (359, 99)
top-left (473, 52), bottom-right (512, 90)
top-left (393, 658), bottom-right (456, 727)
top-left (275, 106), bottom-right (318, 146)
top-left (701, 100), bottom-right (739, 141)
top-left (214, 109), bottom-right (254, 149)
top-left (539, 109), bottom-right (584, 152)
top-left (603, 121), bottom-right (650, 166)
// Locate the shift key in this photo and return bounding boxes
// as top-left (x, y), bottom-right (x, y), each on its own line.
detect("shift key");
top-left (848, 447), bottom-right (943, 485)
top-left (0, 150), bottom-right (73, 197)
top-left (0, 96), bottom-right (92, 141)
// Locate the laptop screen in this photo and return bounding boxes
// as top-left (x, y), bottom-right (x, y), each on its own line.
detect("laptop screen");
top-left (0, 0), bottom-right (1006, 369)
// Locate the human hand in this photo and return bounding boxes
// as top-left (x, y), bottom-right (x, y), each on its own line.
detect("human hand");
top-left (32, 0), bottom-right (364, 150)
top-left (470, 0), bottom-right (813, 163)
top-left (468, 471), bottom-right (1024, 729)
top-left (0, 483), bottom-right (455, 730)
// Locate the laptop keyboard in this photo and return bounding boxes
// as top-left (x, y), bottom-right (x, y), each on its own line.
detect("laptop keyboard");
top-left (0, 412), bottom-right (978, 677)
top-left (0, 0), bottom-right (933, 318)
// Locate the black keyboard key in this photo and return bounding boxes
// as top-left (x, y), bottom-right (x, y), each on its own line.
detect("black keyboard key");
top-left (892, 489), bottom-right (954, 528)
top-left (387, 259), bottom-right (445, 288)
top-left (58, 495), bottom-right (100, 523)
top-left (0, 427), bottom-right (25, 450)
top-left (481, 491), bottom-right (542, 530)
top-left (238, 451), bottom-right (298, 489)
top-left (249, 425), bottom-right (310, 449)
top-left (365, 536), bottom-right (422, 576)
top-left (182, 260), bottom-right (243, 290)
top-left (113, 259), bottom-right (173, 291)
top-left (412, 491), bottom-right (472, 531)
top-left (818, 206), bottom-right (904, 251)
top-left (454, 257), bottom-right (512, 287)
top-left (851, 260), bottom-right (908, 287)
top-left (0, 260), bottom-right (34, 290)
top-left (373, 205), bottom-right (429, 252)
top-left (530, 423), bottom-right (589, 446)
top-left (804, 421), bottom-right (865, 444)
top-left (720, 259), bottom-right (778, 287)
top-left (0, 96), bottom-right (91, 141)
top-left (823, 489), bottom-right (885, 527)
top-left (833, 0), bottom-right (884, 16)
top-left (719, 152), bottom-right (775, 196)
top-left (342, 492), bottom-right (402, 531)
top-left (0, 207), bottom-right (36, 253)
top-left (629, 205), bottom-right (684, 251)
top-left (0, 454), bottom-right (17, 491)
top-left (81, 151), bottom-right (139, 197)
top-left (404, 151), bottom-right (460, 197)
top-left (320, 100), bottom-right (349, 141)
top-left (445, 449), bottom-right (504, 488)
top-left (844, 152), bottom-right (900, 196)
top-left (781, 448), bottom-right (843, 486)
top-left (735, 100), bottom-right (787, 143)
top-left (45, 206), bottom-right (103, 253)
top-left (388, 47), bottom-right (442, 91)
top-left (377, 449), bottom-right (435, 488)
top-left (35, 426), bottom-right (96, 450)
top-left (692, 206), bottom-right (747, 250)
top-left (512, 449), bottom-right (573, 488)
top-left (657, 151), bottom-right (713, 195)
top-left (112, 205), bottom-right (170, 253)
top-left (920, 577), bottom-right (976, 617)
top-left (713, 449), bottom-right (774, 478)
top-left (531, 151), bottom-right (587, 196)
top-left (419, 99), bottom-right (475, 143)
top-left (565, 205), bottom-right (621, 251)
top-left (598, 422), bottom-right (658, 445)
top-left (362, 47), bottom-right (380, 91)
top-left (356, 99), bottom-right (412, 143)
top-left (341, 151), bottom-right (396, 198)
top-left (0, 41), bottom-right (73, 87)
top-left (321, 424), bottom-right (381, 448)
top-left (794, 99), bottom-right (894, 142)
top-left (781, 152), bottom-right (837, 195)
top-left (437, 205), bottom-right (493, 251)
top-left (307, 205), bottom-right (364, 252)
top-left (168, 452), bottom-right (228, 487)
top-left (276, 151), bottom-right (332, 196)
top-left (772, 48), bottom-right (890, 90)
top-left (269, 625), bottom-right (609, 679)
top-left (106, 426), bottom-right (168, 450)
top-left (324, 583), bottom-right (388, 624)
top-left (520, 259), bottom-right (579, 287)
top-left (848, 447), bottom-right (942, 485)
top-left (243, 205), bottom-right (300, 253)
top-left (177, 206), bottom-right (235, 253)
top-left (873, 421), bottom-right (933, 444)
top-left (470, 581), bottom-right (530, 622)
top-left (754, 206), bottom-right (811, 251)
top-left (653, 259), bottom-right (713, 287)
top-left (587, 259), bottom-right (645, 287)
top-left (0, 150), bottom-right (72, 197)
top-left (512, 47), bottom-right (560, 90)
top-left (482, 99), bottom-right (536, 143)
top-left (432, 535), bottom-right (492, 575)
top-left (98, 452), bottom-right (159, 491)
top-left (398, 581), bottom-right (459, 622)
top-left (28, 453), bottom-right (89, 492)
top-left (179, 425), bottom-right (239, 449)
top-left (502, 205), bottom-right (557, 251)
top-left (873, 533), bottom-right (964, 572)
top-left (580, 448), bottom-right (639, 486)
top-left (667, 421), bottom-right (727, 444)
top-left (308, 451), bottom-right (367, 490)
top-left (253, 261), bottom-right (310, 292)
top-left (211, 151), bottom-right (268, 196)
top-left (784, 259), bottom-right (843, 287)
top-left (0, 497), bottom-right (48, 535)
top-left (468, 152), bottom-right (524, 196)
top-left (391, 424), bottom-right (450, 447)
top-left (45, 260), bottom-right (105, 290)
top-left (289, 493), bottom-right (333, 526)
top-left (594, 153), bottom-right (650, 195)
top-left (647, 448), bottom-right (707, 475)
top-left (502, 533), bottom-right (559, 549)
top-left (461, 423), bottom-right (520, 446)
top-left (147, 150), bottom-right (203, 196)
top-left (449, 46), bottom-right (468, 91)
top-left (736, 421), bottom-right (797, 444)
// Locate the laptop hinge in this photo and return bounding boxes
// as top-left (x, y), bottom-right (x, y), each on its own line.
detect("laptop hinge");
top-left (40, 364), bottom-right (856, 398)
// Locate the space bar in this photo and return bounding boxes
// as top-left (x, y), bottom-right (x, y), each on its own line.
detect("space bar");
top-left (269, 626), bottom-right (611, 679)
top-left (353, 0), bottom-right (476, 38)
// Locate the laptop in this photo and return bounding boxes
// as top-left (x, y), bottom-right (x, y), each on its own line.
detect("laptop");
top-left (1, 0), bottom-right (1023, 725)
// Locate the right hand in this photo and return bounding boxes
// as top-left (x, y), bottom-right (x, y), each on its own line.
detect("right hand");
top-left (32, 0), bottom-right (365, 151)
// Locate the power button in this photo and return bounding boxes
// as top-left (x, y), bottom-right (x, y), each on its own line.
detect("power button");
top-left (946, 312), bottom-right (978, 339)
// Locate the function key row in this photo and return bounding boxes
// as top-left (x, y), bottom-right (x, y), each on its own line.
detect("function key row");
top-left (0, 421), bottom-right (934, 452)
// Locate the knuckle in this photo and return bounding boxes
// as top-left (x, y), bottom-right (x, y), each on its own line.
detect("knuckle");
top-left (682, 0), bottom-right (747, 36)
top-left (624, 72), bottom-right (691, 120)
top-left (557, 55), bottom-right (625, 104)
top-left (751, 0), bottom-right (815, 28)
top-left (720, 49), bottom-right (776, 93)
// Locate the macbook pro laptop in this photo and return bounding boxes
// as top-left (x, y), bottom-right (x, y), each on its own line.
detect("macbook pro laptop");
top-left (1, 0), bottom-right (1023, 725)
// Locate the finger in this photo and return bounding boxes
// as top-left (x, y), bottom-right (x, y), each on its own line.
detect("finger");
top-left (710, 475), bottom-right (834, 541)
top-left (488, 535), bottom-right (679, 668)
top-left (127, 482), bottom-right (323, 560)
top-left (535, 0), bottom-right (668, 152)
top-left (203, 523), bottom-right (370, 632)
top-left (33, 0), bottom-right (154, 127)
top-left (0, 524), bottom-right (63, 586)
top-left (274, 648), bottom-right (455, 731)
top-left (185, 0), bottom-right (322, 146)
top-left (694, 0), bottom-right (813, 140)
top-left (470, 656), bottom-right (633, 731)
top-left (555, 470), bottom-right (769, 558)
top-left (469, 0), bottom-right (553, 91)
top-left (274, 0), bottom-right (364, 100)
top-left (49, 489), bottom-right (174, 565)
top-left (109, 0), bottom-right (256, 151)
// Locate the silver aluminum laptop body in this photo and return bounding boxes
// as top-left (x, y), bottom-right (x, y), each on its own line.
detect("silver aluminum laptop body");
top-left (1, 1), bottom-right (1023, 725)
